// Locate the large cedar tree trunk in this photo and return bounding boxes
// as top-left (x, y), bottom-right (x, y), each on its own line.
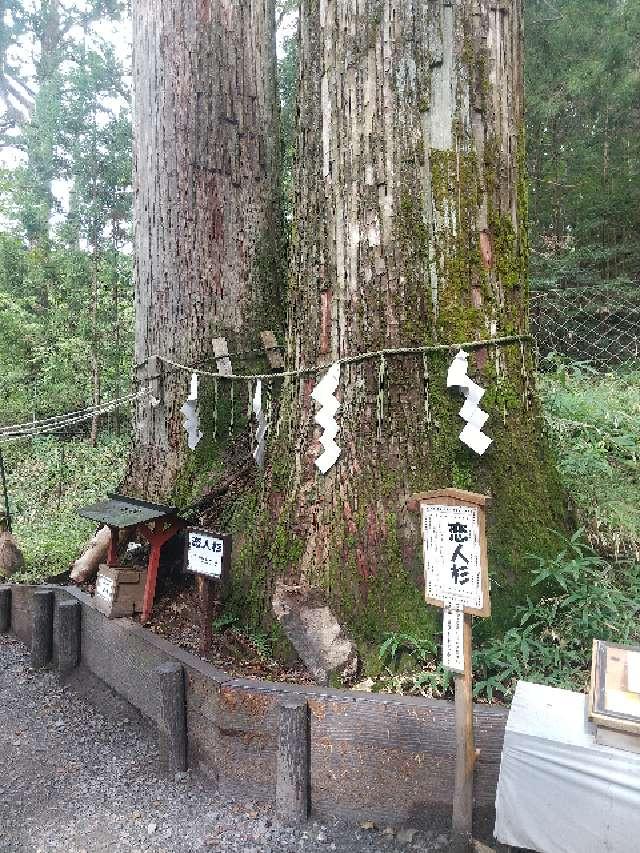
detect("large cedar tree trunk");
top-left (241, 0), bottom-right (567, 643)
top-left (127, 0), bottom-right (284, 500)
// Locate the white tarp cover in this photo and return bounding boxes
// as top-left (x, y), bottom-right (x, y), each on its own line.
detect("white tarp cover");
top-left (494, 681), bottom-right (640, 852)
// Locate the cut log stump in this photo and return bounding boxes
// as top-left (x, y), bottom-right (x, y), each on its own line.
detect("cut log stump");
top-left (157, 661), bottom-right (187, 775)
top-left (0, 586), bottom-right (10, 633)
top-left (31, 589), bottom-right (55, 669)
top-left (55, 599), bottom-right (81, 674)
top-left (276, 698), bottom-right (310, 826)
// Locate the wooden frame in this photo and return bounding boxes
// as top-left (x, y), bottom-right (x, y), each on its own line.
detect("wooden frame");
top-left (589, 639), bottom-right (640, 737)
top-left (410, 489), bottom-right (491, 619)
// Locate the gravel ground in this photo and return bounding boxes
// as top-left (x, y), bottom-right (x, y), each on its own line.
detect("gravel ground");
top-left (0, 634), bottom-right (493, 853)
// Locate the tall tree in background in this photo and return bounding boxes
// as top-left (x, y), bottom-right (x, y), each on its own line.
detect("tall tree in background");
top-left (237, 0), bottom-right (567, 643)
top-left (60, 43), bottom-right (132, 442)
top-left (526, 0), bottom-right (640, 285)
top-left (0, 1), bottom-right (133, 425)
top-left (126, 0), bottom-right (285, 499)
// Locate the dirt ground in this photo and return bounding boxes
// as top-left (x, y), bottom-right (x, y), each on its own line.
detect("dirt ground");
top-left (0, 633), bottom-right (498, 853)
top-left (144, 582), bottom-right (314, 685)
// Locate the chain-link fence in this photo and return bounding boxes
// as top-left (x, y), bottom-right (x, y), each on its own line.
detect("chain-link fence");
top-left (530, 285), bottom-right (640, 370)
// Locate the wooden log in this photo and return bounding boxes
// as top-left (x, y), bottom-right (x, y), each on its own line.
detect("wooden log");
top-left (31, 589), bottom-right (55, 670)
top-left (0, 585), bottom-right (10, 633)
top-left (55, 599), bottom-right (81, 674)
top-left (70, 525), bottom-right (111, 584)
top-left (276, 698), bottom-right (310, 825)
top-left (451, 613), bottom-right (475, 853)
top-left (260, 330), bottom-right (284, 370)
top-left (157, 661), bottom-right (187, 774)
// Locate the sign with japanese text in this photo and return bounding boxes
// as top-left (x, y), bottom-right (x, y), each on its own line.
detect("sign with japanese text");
top-left (423, 504), bottom-right (483, 610)
top-left (417, 489), bottom-right (490, 618)
top-left (185, 528), bottom-right (231, 581)
top-left (96, 573), bottom-right (115, 604)
top-left (442, 599), bottom-right (465, 673)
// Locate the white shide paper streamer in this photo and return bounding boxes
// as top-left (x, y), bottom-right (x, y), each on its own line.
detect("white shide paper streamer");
top-left (311, 362), bottom-right (341, 474)
top-left (181, 372), bottom-right (203, 450)
top-left (447, 349), bottom-right (492, 455)
top-left (252, 379), bottom-right (267, 468)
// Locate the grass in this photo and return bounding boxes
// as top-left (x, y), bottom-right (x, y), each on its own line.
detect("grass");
top-left (538, 357), bottom-right (640, 557)
top-left (2, 433), bottom-right (129, 580)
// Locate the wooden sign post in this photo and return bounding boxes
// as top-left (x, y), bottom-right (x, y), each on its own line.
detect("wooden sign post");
top-left (184, 528), bottom-right (231, 655)
top-left (409, 489), bottom-right (490, 853)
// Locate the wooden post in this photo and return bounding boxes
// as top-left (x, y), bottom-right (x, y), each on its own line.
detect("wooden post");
top-left (157, 661), bottom-right (188, 774)
top-left (451, 613), bottom-right (475, 853)
top-left (138, 519), bottom-right (183, 623)
top-left (31, 589), bottom-right (55, 669)
top-left (409, 490), bottom-right (489, 852)
top-left (55, 599), bottom-right (81, 674)
top-left (276, 698), bottom-right (310, 826)
top-left (0, 447), bottom-right (11, 532)
top-left (0, 586), bottom-right (10, 633)
top-left (197, 576), bottom-right (216, 655)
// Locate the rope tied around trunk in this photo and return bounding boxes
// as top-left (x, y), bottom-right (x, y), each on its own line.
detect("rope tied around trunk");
top-left (151, 334), bottom-right (533, 383)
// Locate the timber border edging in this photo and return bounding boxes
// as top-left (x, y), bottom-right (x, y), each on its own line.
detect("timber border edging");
top-left (1, 583), bottom-right (507, 838)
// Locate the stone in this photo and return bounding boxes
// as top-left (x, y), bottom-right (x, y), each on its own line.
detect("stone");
top-left (397, 828), bottom-right (418, 845)
top-left (473, 843), bottom-right (495, 853)
top-left (272, 582), bottom-right (358, 685)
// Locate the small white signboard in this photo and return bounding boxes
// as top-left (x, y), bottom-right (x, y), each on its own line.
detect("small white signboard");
top-left (96, 574), bottom-right (115, 603)
top-left (442, 598), bottom-right (465, 673)
top-left (186, 530), bottom-right (228, 580)
top-left (422, 503), bottom-right (484, 612)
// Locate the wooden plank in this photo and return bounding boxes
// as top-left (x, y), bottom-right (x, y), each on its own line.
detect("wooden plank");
top-left (212, 337), bottom-right (233, 376)
top-left (407, 489), bottom-right (490, 510)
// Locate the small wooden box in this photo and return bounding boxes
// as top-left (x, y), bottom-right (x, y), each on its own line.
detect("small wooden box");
top-left (94, 565), bottom-right (147, 619)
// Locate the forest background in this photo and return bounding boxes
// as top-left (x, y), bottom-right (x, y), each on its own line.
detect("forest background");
top-left (0, 0), bottom-right (639, 700)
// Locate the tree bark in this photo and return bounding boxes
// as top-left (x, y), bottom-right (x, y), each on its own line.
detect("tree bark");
top-left (127, 0), bottom-right (284, 500)
top-left (243, 0), bottom-right (567, 639)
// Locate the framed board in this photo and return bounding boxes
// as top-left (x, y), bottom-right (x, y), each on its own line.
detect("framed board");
top-left (416, 489), bottom-right (490, 618)
top-left (184, 528), bottom-right (231, 582)
top-left (590, 639), bottom-right (640, 736)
